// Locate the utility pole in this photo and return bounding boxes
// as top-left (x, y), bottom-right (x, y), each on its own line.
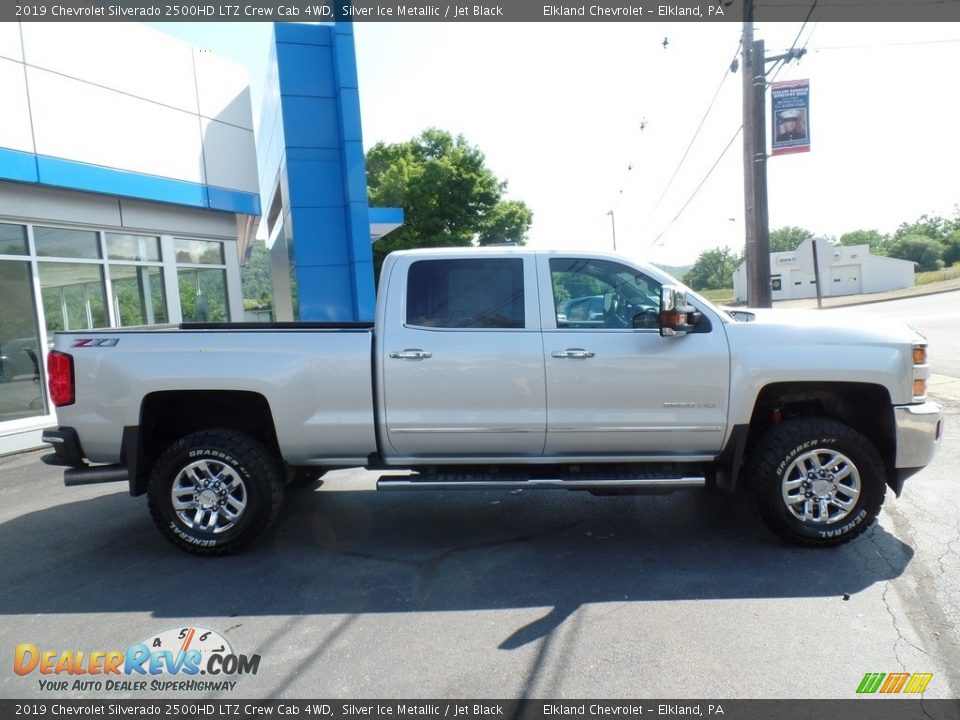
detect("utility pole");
top-left (742, 6), bottom-right (772, 308)
top-left (607, 210), bottom-right (617, 252)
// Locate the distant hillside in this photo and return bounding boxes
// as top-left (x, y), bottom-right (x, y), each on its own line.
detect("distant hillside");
top-left (651, 263), bottom-right (692, 280)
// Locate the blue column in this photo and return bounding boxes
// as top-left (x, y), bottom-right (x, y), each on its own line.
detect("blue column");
top-left (273, 22), bottom-right (375, 321)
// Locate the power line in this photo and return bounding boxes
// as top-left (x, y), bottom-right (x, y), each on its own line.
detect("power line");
top-left (650, 37), bottom-right (744, 215)
top-left (649, 126), bottom-right (743, 248)
top-left (788, 0), bottom-right (818, 51)
top-left (768, 2), bottom-right (817, 83)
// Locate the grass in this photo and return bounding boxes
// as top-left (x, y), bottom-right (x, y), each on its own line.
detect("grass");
top-left (915, 263), bottom-right (960, 286)
top-left (697, 288), bottom-right (735, 305)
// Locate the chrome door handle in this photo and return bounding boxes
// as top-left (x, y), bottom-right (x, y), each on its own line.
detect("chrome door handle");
top-left (551, 349), bottom-right (595, 359)
top-left (389, 349), bottom-right (433, 360)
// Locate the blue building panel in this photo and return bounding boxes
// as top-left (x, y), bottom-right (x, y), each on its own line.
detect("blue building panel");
top-left (369, 207), bottom-right (405, 226)
top-left (1, 149), bottom-right (258, 216)
top-left (275, 22), bottom-right (332, 46)
top-left (332, 30), bottom-right (359, 90)
top-left (285, 156), bottom-right (345, 209)
top-left (346, 200), bottom-right (373, 261)
top-left (337, 89), bottom-right (364, 144)
top-left (208, 186), bottom-right (262, 215)
top-left (280, 95), bottom-right (342, 150)
top-left (37, 156), bottom-right (210, 209)
top-left (263, 21), bottom-right (383, 322)
top-left (294, 263), bottom-right (359, 321)
top-left (288, 209), bottom-right (351, 266)
top-left (0, 147), bottom-right (39, 184)
top-left (350, 260), bottom-right (377, 319)
top-left (341, 141), bottom-right (368, 203)
top-left (275, 42), bottom-right (336, 98)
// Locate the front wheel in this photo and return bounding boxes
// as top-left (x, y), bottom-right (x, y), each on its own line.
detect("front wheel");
top-left (147, 429), bottom-right (283, 555)
top-left (748, 418), bottom-right (886, 547)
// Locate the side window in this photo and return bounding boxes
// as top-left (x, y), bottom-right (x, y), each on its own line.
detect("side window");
top-left (551, 258), bottom-right (662, 330)
top-left (407, 258), bottom-right (525, 329)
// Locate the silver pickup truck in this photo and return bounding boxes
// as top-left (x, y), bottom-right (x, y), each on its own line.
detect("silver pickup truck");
top-left (42, 248), bottom-right (944, 554)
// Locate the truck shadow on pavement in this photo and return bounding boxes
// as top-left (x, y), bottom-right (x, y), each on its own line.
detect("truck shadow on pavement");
top-left (0, 484), bottom-right (913, 647)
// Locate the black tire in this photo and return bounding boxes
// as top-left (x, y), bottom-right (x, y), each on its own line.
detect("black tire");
top-left (748, 418), bottom-right (886, 547)
top-left (147, 429), bottom-right (283, 556)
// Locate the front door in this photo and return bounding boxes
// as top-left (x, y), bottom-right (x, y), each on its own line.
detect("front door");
top-left (541, 256), bottom-right (729, 458)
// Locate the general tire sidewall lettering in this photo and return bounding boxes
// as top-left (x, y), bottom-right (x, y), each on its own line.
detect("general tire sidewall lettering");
top-left (750, 418), bottom-right (886, 547)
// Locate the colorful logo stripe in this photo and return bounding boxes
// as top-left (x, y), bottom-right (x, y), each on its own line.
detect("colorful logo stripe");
top-left (857, 673), bottom-right (933, 694)
top-left (903, 674), bottom-right (934, 694)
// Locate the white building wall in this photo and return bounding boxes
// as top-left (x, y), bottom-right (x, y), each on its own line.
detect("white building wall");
top-left (3, 23), bottom-right (258, 198)
top-left (733, 239), bottom-right (915, 302)
top-left (0, 25), bottom-right (261, 457)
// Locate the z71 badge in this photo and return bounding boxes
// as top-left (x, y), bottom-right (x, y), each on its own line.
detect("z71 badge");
top-left (71, 338), bottom-right (120, 347)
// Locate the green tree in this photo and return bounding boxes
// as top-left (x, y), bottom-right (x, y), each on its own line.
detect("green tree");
top-left (683, 247), bottom-right (741, 291)
top-left (838, 229), bottom-right (889, 254)
top-left (240, 241), bottom-right (274, 311)
top-left (943, 230), bottom-right (960, 267)
top-left (366, 129), bottom-right (533, 272)
top-left (769, 226), bottom-right (814, 253)
top-left (893, 214), bottom-right (954, 243)
top-left (477, 199), bottom-right (534, 246)
top-left (886, 234), bottom-right (944, 272)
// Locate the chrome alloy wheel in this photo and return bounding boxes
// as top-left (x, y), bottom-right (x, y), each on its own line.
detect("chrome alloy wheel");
top-left (171, 460), bottom-right (248, 534)
top-left (781, 448), bottom-right (862, 524)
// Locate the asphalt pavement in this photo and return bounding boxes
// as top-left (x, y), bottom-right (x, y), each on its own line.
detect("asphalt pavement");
top-left (0, 292), bottom-right (957, 704)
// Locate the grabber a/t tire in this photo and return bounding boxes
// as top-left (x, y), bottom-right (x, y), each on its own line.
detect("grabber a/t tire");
top-left (748, 418), bottom-right (886, 547)
top-left (147, 428), bottom-right (283, 556)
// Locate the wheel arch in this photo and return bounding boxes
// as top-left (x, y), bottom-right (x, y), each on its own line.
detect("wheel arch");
top-left (715, 381), bottom-right (895, 493)
top-left (129, 390), bottom-right (280, 496)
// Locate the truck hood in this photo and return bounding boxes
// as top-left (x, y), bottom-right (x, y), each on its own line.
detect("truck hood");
top-left (720, 306), bottom-right (923, 408)
top-left (724, 307), bottom-right (926, 346)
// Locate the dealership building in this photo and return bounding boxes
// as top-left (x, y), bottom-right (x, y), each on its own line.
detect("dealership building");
top-left (0, 22), bottom-right (399, 455)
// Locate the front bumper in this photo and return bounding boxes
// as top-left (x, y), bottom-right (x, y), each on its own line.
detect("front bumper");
top-left (890, 401), bottom-right (944, 494)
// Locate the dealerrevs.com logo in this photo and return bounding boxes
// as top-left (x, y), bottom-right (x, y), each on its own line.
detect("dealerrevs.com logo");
top-left (14, 626), bottom-right (260, 693)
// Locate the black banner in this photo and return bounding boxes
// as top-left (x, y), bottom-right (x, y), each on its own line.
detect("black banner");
top-left (1, 700), bottom-right (959, 720)
top-left (5, 0), bottom-right (960, 22)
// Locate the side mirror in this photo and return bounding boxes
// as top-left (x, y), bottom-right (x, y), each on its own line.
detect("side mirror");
top-left (659, 285), bottom-right (697, 337)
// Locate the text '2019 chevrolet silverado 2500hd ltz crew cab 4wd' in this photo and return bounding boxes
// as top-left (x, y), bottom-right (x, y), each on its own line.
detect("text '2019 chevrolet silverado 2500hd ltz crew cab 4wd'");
top-left (42, 249), bottom-right (944, 555)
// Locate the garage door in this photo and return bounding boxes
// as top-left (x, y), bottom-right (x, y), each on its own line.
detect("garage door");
top-left (830, 265), bottom-right (862, 296)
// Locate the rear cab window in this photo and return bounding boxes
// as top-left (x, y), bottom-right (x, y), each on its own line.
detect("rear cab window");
top-left (406, 258), bottom-right (526, 329)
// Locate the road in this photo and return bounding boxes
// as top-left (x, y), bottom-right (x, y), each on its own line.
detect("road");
top-left (839, 289), bottom-right (960, 381)
top-left (0, 293), bottom-right (957, 705)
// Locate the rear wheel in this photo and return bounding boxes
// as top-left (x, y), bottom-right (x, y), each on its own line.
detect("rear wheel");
top-left (748, 418), bottom-right (886, 547)
top-left (147, 429), bottom-right (283, 555)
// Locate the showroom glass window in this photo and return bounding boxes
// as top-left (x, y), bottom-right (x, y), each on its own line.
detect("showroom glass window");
top-left (106, 233), bottom-right (167, 326)
top-left (0, 223), bottom-right (46, 420)
top-left (175, 238), bottom-right (229, 322)
top-left (35, 226), bottom-right (109, 333)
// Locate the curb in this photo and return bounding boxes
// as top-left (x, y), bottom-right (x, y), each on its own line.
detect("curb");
top-left (773, 279), bottom-right (960, 311)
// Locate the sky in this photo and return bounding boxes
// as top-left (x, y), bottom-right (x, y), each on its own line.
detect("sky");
top-left (151, 21), bottom-right (960, 266)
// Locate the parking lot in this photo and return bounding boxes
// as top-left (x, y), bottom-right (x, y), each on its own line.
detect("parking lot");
top-left (1, 292), bottom-right (958, 702)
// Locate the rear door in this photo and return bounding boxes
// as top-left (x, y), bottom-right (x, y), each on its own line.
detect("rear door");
top-left (380, 254), bottom-right (546, 459)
